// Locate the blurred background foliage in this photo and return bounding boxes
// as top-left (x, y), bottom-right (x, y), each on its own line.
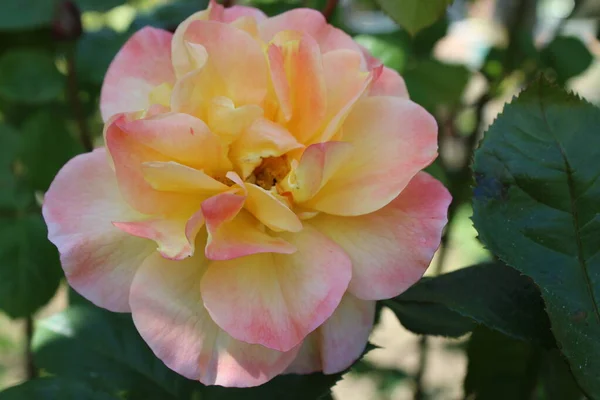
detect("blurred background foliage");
top-left (0, 0), bottom-right (598, 399)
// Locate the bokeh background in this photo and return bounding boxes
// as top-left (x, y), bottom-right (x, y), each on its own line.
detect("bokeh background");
top-left (0, 0), bottom-right (598, 398)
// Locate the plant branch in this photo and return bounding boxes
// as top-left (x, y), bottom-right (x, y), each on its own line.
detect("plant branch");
top-left (25, 317), bottom-right (36, 380)
top-left (322, 0), bottom-right (339, 22)
top-left (65, 46), bottom-right (93, 152)
top-left (222, 0), bottom-right (235, 7)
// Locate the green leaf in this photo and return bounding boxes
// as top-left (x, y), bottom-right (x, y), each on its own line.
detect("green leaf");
top-left (385, 262), bottom-right (554, 345)
top-left (386, 300), bottom-right (475, 337)
top-left (0, 123), bottom-right (23, 209)
top-left (0, 50), bottom-right (64, 104)
top-left (130, 1), bottom-right (210, 32)
top-left (541, 36), bottom-right (593, 84)
top-left (403, 58), bottom-right (469, 111)
top-left (76, 29), bottom-right (128, 85)
top-left (75, 0), bottom-right (124, 12)
top-left (0, 1), bottom-right (54, 31)
top-left (0, 214), bottom-right (62, 318)
top-left (20, 111), bottom-right (83, 191)
top-left (0, 377), bottom-right (119, 400)
top-left (464, 327), bottom-right (541, 400)
top-left (539, 349), bottom-right (584, 400)
top-left (33, 306), bottom-right (197, 400)
top-left (354, 34), bottom-right (407, 72)
top-left (375, 0), bottom-right (453, 35)
top-left (472, 78), bottom-right (600, 397)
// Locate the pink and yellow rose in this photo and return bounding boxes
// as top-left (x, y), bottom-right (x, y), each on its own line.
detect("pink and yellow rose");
top-left (43, 0), bottom-right (451, 387)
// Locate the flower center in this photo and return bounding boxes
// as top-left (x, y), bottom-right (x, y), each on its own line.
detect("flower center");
top-left (252, 155), bottom-right (291, 190)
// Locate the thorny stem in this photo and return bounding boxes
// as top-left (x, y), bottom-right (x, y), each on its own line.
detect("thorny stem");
top-left (322, 0), bottom-right (339, 22)
top-left (65, 46), bottom-right (93, 152)
top-left (25, 317), bottom-right (36, 380)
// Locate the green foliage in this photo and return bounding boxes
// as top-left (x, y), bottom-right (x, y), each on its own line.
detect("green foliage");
top-left (0, 50), bottom-right (64, 104)
top-left (0, 1), bottom-right (55, 31)
top-left (541, 36), bottom-right (593, 84)
top-left (0, 377), bottom-right (119, 400)
top-left (33, 306), bottom-right (198, 399)
top-left (464, 327), bottom-right (541, 400)
top-left (0, 215), bottom-right (62, 319)
top-left (386, 262), bottom-right (553, 345)
top-left (374, 0), bottom-right (453, 35)
top-left (402, 58), bottom-right (470, 111)
top-left (76, 29), bottom-right (128, 85)
top-left (473, 79), bottom-right (600, 397)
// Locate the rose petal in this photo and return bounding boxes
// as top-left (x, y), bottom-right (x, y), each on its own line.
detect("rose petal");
top-left (113, 209), bottom-right (204, 260)
top-left (202, 193), bottom-right (296, 260)
top-left (286, 294), bottom-right (375, 374)
top-left (309, 172), bottom-right (451, 300)
top-left (141, 161), bottom-right (229, 194)
top-left (129, 249), bottom-right (298, 387)
top-left (201, 225), bottom-right (352, 352)
top-left (267, 30), bottom-right (326, 143)
top-left (101, 27), bottom-right (175, 122)
top-left (172, 20), bottom-right (268, 115)
top-left (370, 66), bottom-right (409, 98)
top-left (244, 183), bottom-right (302, 232)
top-left (305, 96), bottom-right (438, 216)
top-left (230, 118), bottom-right (303, 179)
top-left (42, 148), bottom-right (154, 312)
top-left (260, 8), bottom-right (362, 57)
top-left (281, 141), bottom-right (353, 204)
top-left (105, 115), bottom-right (202, 216)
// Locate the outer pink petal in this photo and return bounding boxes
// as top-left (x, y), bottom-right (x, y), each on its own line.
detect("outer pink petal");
top-left (202, 193), bottom-right (296, 260)
top-left (201, 225), bottom-right (352, 352)
top-left (259, 9), bottom-right (362, 57)
top-left (221, 5), bottom-right (267, 23)
top-left (309, 172), bottom-right (451, 300)
top-left (42, 148), bottom-right (154, 312)
top-left (105, 115), bottom-right (201, 216)
top-left (370, 66), bottom-right (409, 98)
top-left (129, 249), bottom-right (298, 387)
top-left (306, 96), bottom-right (438, 216)
top-left (101, 27), bottom-right (175, 122)
top-left (286, 294), bottom-right (375, 374)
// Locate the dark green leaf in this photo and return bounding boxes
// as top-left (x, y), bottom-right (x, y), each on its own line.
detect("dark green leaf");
top-left (130, 0), bottom-right (209, 32)
top-left (354, 34), bottom-right (407, 72)
top-left (390, 262), bottom-right (554, 346)
top-left (541, 36), bottom-right (593, 84)
top-left (385, 300), bottom-right (475, 337)
top-left (76, 29), bottom-right (128, 85)
top-left (411, 16), bottom-right (448, 56)
top-left (464, 327), bottom-right (541, 400)
top-left (20, 111), bottom-right (83, 191)
top-left (0, 377), bottom-right (118, 400)
top-left (0, 49), bottom-right (64, 104)
top-left (0, 0), bottom-right (54, 31)
top-left (33, 306), bottom-right (197, 400)
top-left (75, 0), bottom-right (124, 12)
top-left (0, 123), bottom-right (24, 209)
top-left (0, 214), bottom-right (62, 318)
top-left (403, 58), bottom-right (469, 111)
top-left (472, 78), bottom-right (600, 397)
top-left (539, 349), bottom-right (584, 400)
top-left (375, 0), bottom-right (453, 35)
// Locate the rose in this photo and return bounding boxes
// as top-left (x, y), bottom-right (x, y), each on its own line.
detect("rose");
top-left (42, 0), bottom-right (451, 388)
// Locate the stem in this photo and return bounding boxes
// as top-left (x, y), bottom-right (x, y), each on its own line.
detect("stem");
top-left (322, 0), bottom-right (338, 22)
top-left (25, 317), bottom-right (36, 380)
top-left (65, 46), bottom-right (93, 152)
top-left (222, 0), bottom-right (234, 7)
